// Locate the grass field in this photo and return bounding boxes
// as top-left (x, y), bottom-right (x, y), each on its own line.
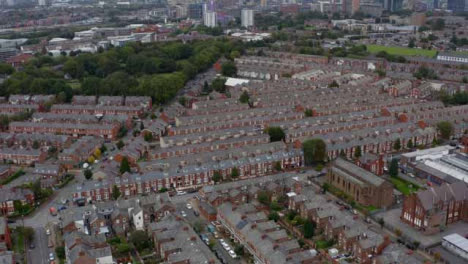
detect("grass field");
top-left (389, 176), bottom-right (420, 195)
top-left (367, 45), bottom-right (437, 58)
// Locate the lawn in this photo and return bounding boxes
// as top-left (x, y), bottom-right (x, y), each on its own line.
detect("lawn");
top-left (315, 239), bottom-right (335, 249)
top-left (367, 45), bottom-right (437, 58)
top-left (389, 176), bottom-right (420, 195)
top-left (12, 228), bottom-right (25, 254)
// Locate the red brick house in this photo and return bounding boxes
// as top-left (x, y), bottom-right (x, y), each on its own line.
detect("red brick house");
top-left (6, 53), bottom-right (33, 68)
top-left (355, 153), bottom-right (385, 176)
top-left (0, 188), bottom-right (35, 215)
top-left (0, 217), bottom-right (12, 249)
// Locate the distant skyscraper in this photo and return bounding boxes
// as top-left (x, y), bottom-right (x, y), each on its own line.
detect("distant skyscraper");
top-left (241, 9), bottom-right (254, 28)
top-left (204, 11), bottom-right (217, 28)
top-left (188, 3), bottom-right (203, 19)
top-left (384, 0), bottom-right (403, 11)
top-left (447, 0), bottom-right (468, 11)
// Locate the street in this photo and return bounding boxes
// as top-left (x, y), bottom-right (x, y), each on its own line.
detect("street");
top-left (173, 198), bottom-right (241, 264)
top-left (27, 227), bottom-right (51, 264)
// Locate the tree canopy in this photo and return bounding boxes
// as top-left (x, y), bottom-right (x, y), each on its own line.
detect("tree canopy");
top-left (302, 139), bottom-right (327, 165)
top-left (221, 61), bottom-right (237, 77)
top-left (266, 126), bottom-right (285, 142)
top-left (389, 158), bottom-right (398, 177)
top-left (0, 39), bottom-right (245, 105)
top-left (437, 121), bottom-right (454, 140)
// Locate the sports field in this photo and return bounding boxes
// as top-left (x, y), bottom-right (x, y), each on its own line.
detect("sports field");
top-left (367, 44), bottom-right (437, 58)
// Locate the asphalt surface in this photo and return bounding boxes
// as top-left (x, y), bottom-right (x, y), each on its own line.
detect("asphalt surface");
top-left (173, 198), bottom-right (240, 264)
top-left (27, 227), bottom-right (52, 264)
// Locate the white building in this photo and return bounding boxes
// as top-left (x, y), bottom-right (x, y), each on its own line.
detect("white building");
top-left (437, 52), bottom-right (468, 64)
top-left (241, 9), bottom-right (254, 28)
top-left (38, 0), bottom-right (47, 6)
top-left (204, 11), bottom-right (217, 28)
top-left (442, 234), bottom-right (468, 260)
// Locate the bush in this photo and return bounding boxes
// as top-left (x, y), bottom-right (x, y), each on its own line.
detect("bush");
top-left (55, 246), bottom-right (65, 260)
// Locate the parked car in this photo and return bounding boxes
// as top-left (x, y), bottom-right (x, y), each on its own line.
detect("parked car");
top-left (49, 253), bottom-right (55, 261)
top-left (228, 250), bottom-right (237, 258)
top-left (46, 229), bottom-right (51, 236)
top-left (186, 203), bottom-right (192, 210)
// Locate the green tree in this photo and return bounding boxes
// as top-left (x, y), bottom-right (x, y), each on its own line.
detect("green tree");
top-left (84, 169), bottom-right (93, 180)
top-left (129, 231), bottom-right (150, 251)
top-left (304, 109), bottom-right (313, 117)
top-left (117, 243), bottom-right (132, 254)
top-left (100, 144), bottom-right (107, 153)
top-left (303, 220), bottom-right (315, 239)
top-left (212, 171), bottom-right (222, 183)
top-left (231, 167), bottom-right (239, 178)
top-left (393, 138), bottom-right (401, 151)
top-left (266, 126), bottom-right (285, 142)
top-left (436, 121), bottom-right (453, 140)
top-left (144, 132), bottom-right (153, 142)
top-left (234, 245), bottom-right (244, 256)
top-left (13, 200), bottom-right (26, 214)
top-left (32, 140), bottom-right (40, 149)
top-left (378, 218), bottom-right (385, 228)
top-left (407, 139), bottom-right (413, 149)
top-left (119, 157), bottom-right (131, 174)
top-left (193, 221), bottom-right (205, 233)
top-left (116, 140), bottom-right (125, 149)
top-left (112, 185), bottom-right (121, 200)
top-left (339, 149), bottom-right (346, 158)
top-left (268, 212), bottom-right (280, 222)
top-left (221, 61), bottom-right (237, 77)
top-left (22, 227), bottom-right (35, 243)
top-left (302, 139), bottom-right (327, 165)
top-left (202, 80), bottom-right (211, 94)
top-left (178, 96), bottom-right (187, 107)
top-left (354, 146), bottom-right (362, 159)
top-left (322, 183), bottom-right (330, 193)
top-left (32, 180), bottom-right (42, 199)
top-left (328, 80), bottom-right (339, 88)
top-left (239, 91), bottom-right (250, 104)
top-left (257, 191), bottom-right (270, 205)
top-left (55, 246), bottom-right (65, 260)
top-left (389, 159), bottom-right (399, 177)
top-left (274, 161), bottom-right (282, 171)
top-left (0, 63), bottom-right (15, 75)
top-left (408, 38), bottom-right (415, 48)
top-left (211, 77), bottom-right (227, 93)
